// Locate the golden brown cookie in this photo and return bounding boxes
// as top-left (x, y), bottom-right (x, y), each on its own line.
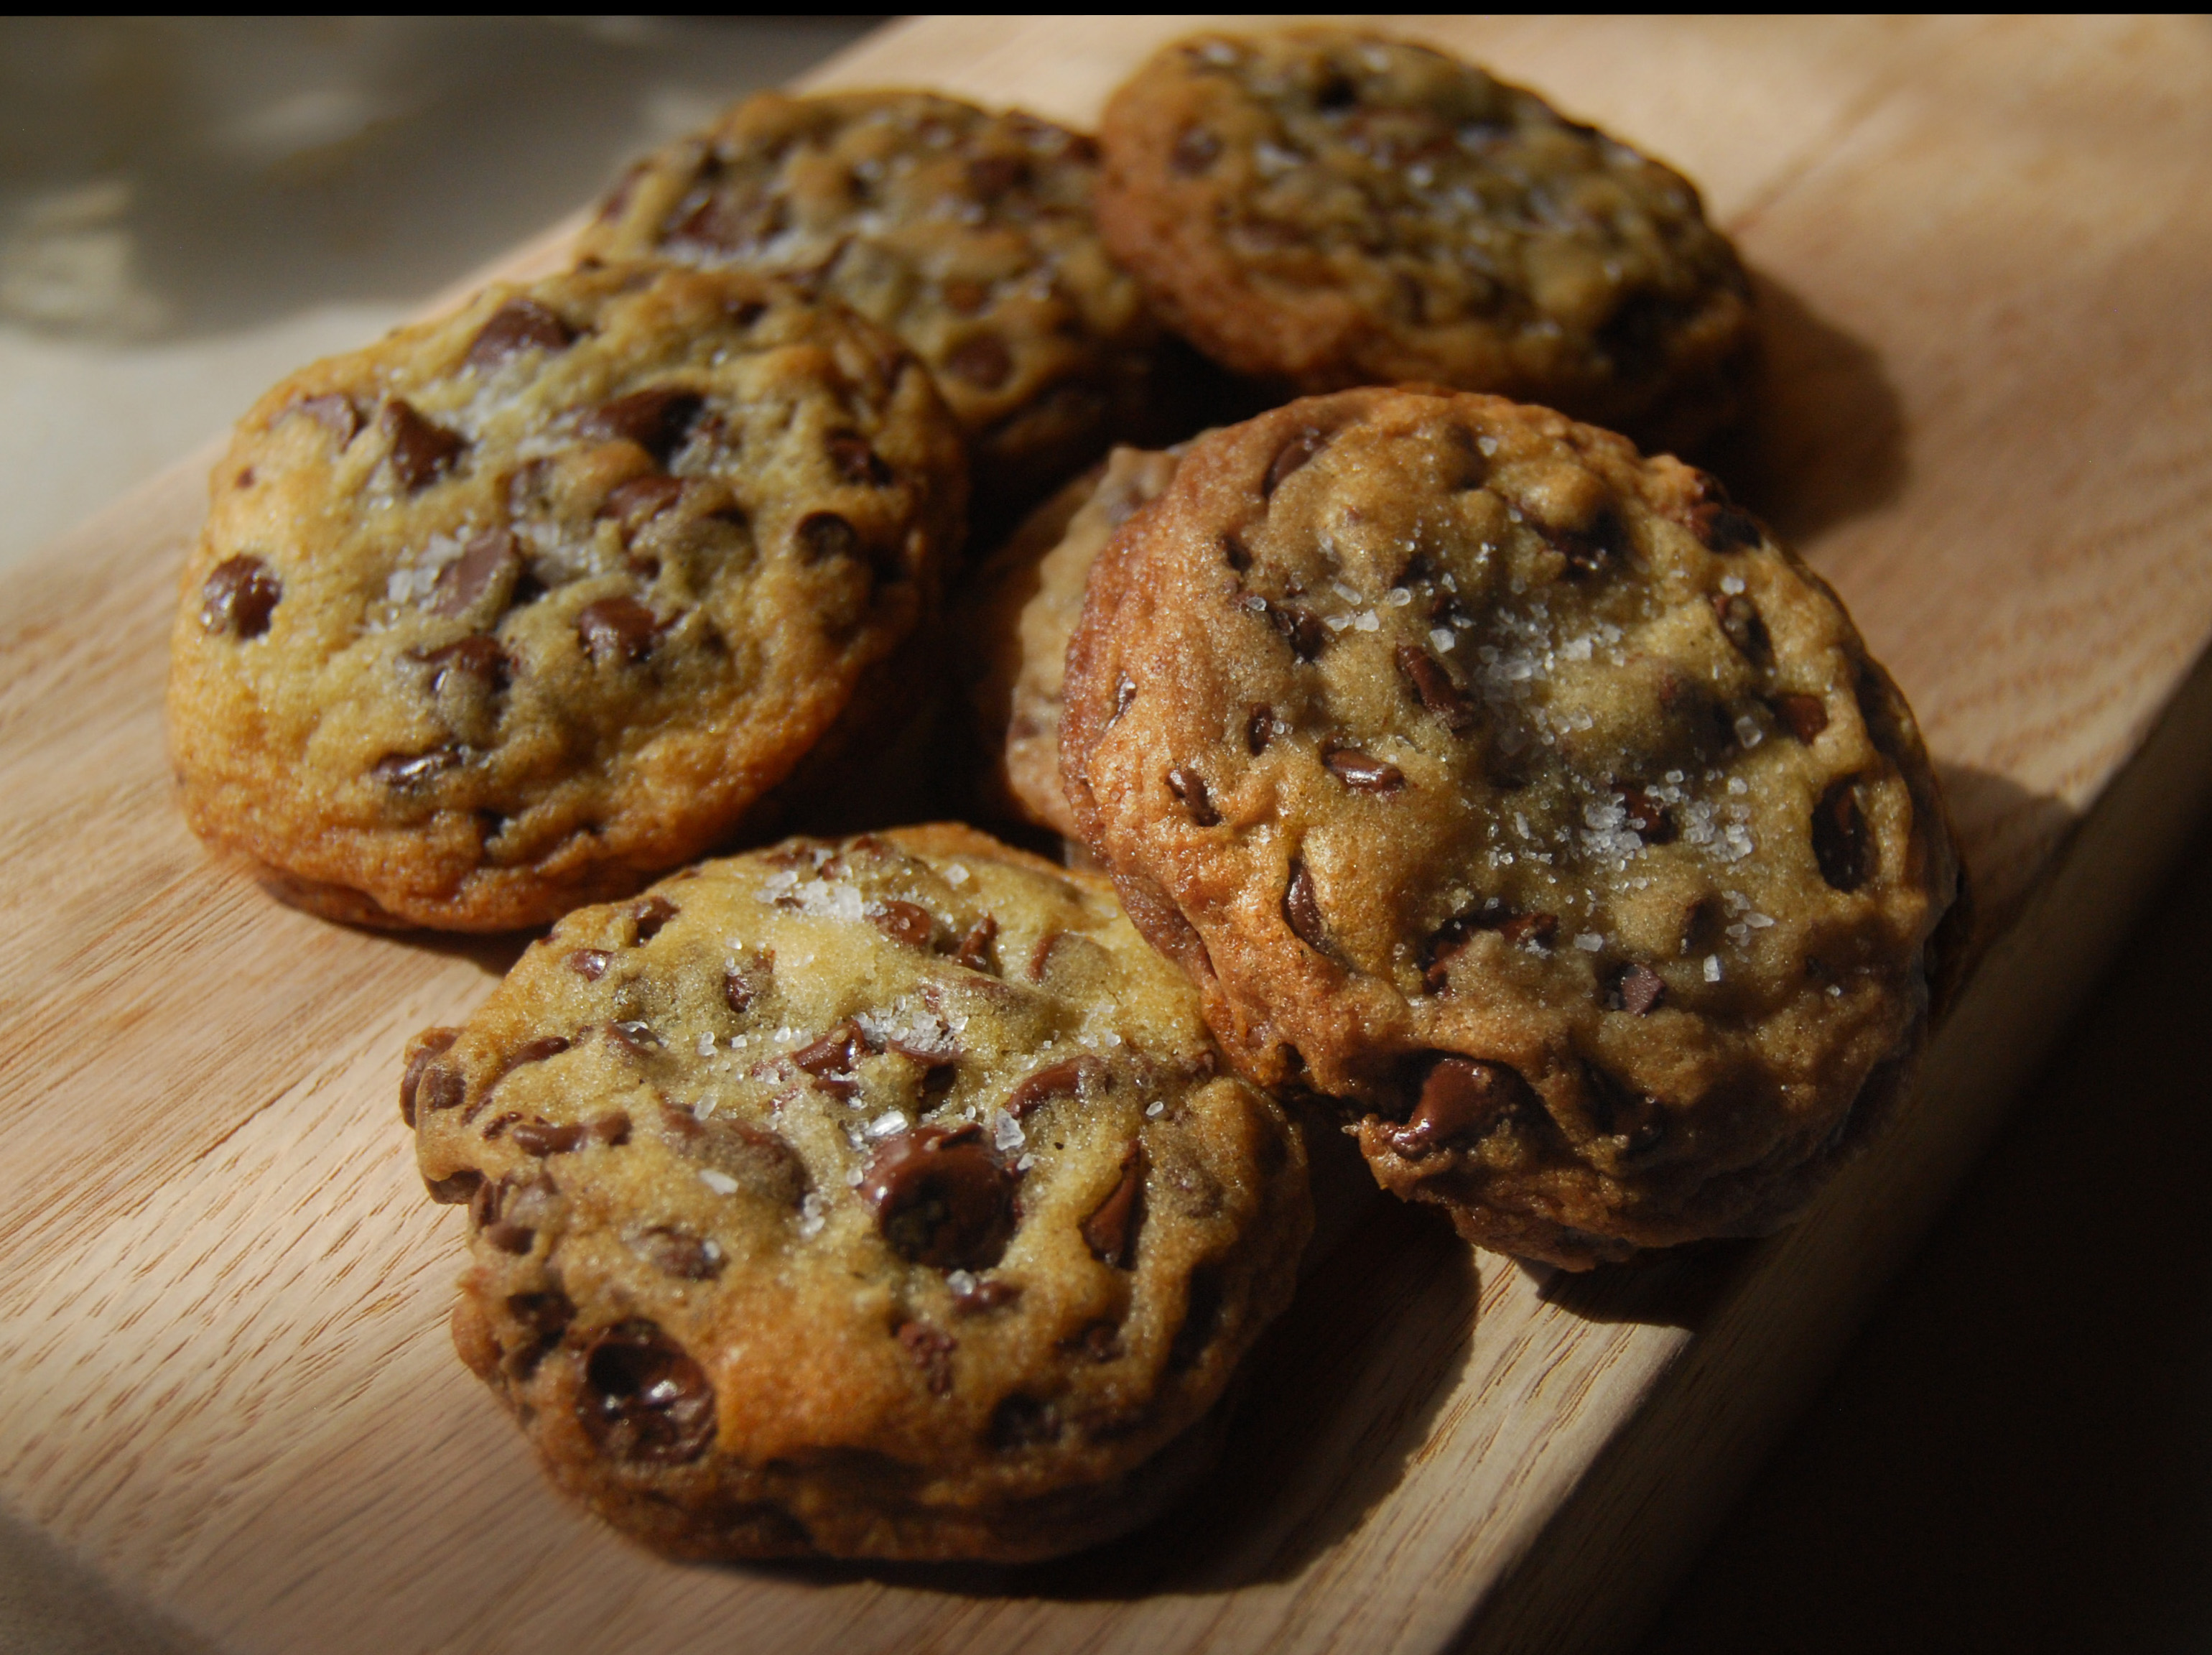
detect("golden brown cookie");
top-left (580, 90), bottom-right (1165, 524)
top-left (406, 825), bottom-right (1311, 1561)
top-left (1061, 389), bottom-right (1957, 1268)
top-left (962, 444), bottom-right (1184, 838)
top-left (169, 264), bottom-right (965, 932)
top-left (1097, 28), bottom-right (1756, 454)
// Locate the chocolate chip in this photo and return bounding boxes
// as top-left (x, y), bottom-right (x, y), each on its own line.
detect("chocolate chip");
top-left (417, 1061), bottom-right (465, 1117)
top-left (669, 190), bottom-right (784, 253)
top-left (422, 634), bottom-right (509, 696)
top-left (1714, 593), bottom-right (1772, 667)
top-left (1222, 531), bottom-right (1252, 572)
top-left (508, 1289), bottom-right (575, 1343)
top-left (988, 1394), bottom-right (1059, 1450)
top-left (1610, 963), bottom-right (1667, 1016)
top-left (629, 895), bottom-right (679, 942)
top-left (293, 393), bottom-right (360, 444)
top-left (1283, 858), bottom-right (1328, 952)
top-left (944, 333), bottom-right (1012, 390)
top-left (200, 555), bottom-right (282, 639)
top-left (954, 915), bottom-right (999, 973)
top-left (638, 1227), bottom-right (722, 1280)
top-left (795, 511), bottom-right (861, 564)
top-left (485, 1222), bottom-right (535, 1254)
top-left (1171, 126), bottom-right (1222, 175)
top-left (873, 901), bottom-right (935, 950)
top-left (503, 1034), bottom-right (572, 1075)
top-left (465, 297), bottom-right (576, 370)
top-left (827, 432), bottom-right (892, 486)
top-left (1066, 1321), bottom-right (1123, 1363)
top-left (1500, 912), bottom-right (1558, 948)
top-left (381, 399), bottom-right (465, 491)
top-left (1113, 674), bottom-right (1138, 718)
top-left (372, 746), bottom-right (463, 790)
top-left (1617, 784), bottom-right (1678, 844)
top-left (793, 1021), bottom-right (863, 1100)
top-left (1246, 595), bottom-right (1327, 660)
top-left (1546, 504), bottom-right (1627, 579)
top-left (724, 964), bottom-right (760, 1016)
top-left (602, 475), bottom-right (687, 536)
top-left (859, 1123), bottom-right (1015, 1269)
top-left (1081, 1141), bottom-right (1146, 1269)
top-left (605, 1019), bottom-right (660, 1057)
top-left (1325, 748), bottom-right (1405, 795)
top-left (1166, 765), bottom-right (1220, 825)
top-left (1774, 692), bottom-right (1830, 743)
top-left (1689, 502), bottom-right (1762, 552)
top-left (965, 153), bottom-right (1025, 199)
top-left (511, 1120), bottom-right (588, 1156)
top-left (577, 595), bottom-right (661, 666)
top-left (400, 1027), bottom-right (460, 1126)
top-left (580, 388), bottom-right (705, 466)
top-left (578, 1320), bottom-right (717, 1465)
top-left (1389, 1056), bottom-right (1530, 1156)
top-left (952, 1276), bottom-right (1021, 1315)
top-left (1004, 1055), bottom-right (1103, 1119)
top-left (423, 1168), bottom-right (480, 1204)
top-left (1247, 705), bottom-right (1275, 754)
top-left (567, 948), bottom-right (611, 981)
top-left (1584, 1066), bottom-right (1668, 1156)
top-left (896, 1320), bottom-right (957, 1396)
top-left (1396, 643), bottom-right (1477, 731)
top-left (1263, 427), bottom-right (1329, 497)
top-left (1813, 777), bottom-right (1872, 891)
top-left (1166, 1266), bottom-right (1223, 1373)
top-left (1421, 904), bottom-right (1558, 989)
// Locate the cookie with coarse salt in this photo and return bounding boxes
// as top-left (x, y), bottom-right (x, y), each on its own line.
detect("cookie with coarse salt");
top-left (579, 90), bottom-right (1166, 529)
top-left (405, 824), bottom-right (1309, 1562)
top-left (1061, 386), bottom-right (1958, 1268)
top-left (1097, 27), bottom-right (1756, 455)
top-left (168, 264), bottom-right (966, 932)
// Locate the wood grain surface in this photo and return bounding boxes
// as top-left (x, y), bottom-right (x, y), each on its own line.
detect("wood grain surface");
top-left (3, 15), bottom-right (2211, 1655)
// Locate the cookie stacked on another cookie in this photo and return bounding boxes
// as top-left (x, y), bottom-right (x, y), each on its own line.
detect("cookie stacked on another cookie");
top-left (407, 825), bottom-right (1311, 1562)
top-left (581, 91), bottom-right (1167, 524)
top-left (169, 264), bottom-right (965, 931)
top-left (1097, 28), bottom-right (1757, 453)
top-left (1060, 387), bottom-right (1958, 1267)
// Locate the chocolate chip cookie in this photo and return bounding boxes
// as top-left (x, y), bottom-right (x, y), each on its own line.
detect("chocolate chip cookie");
top-left (579, 91), bottom-right (1165, 524)
top-left (963, 443), bottom-right (1184, 838)
top-left (1061, 389), bottom-right (1957, 1268)
top-left (1097, 28), bottom-right (1757, 454)
top-left (407, 824), bottom-right (1311, 1561)
top-left (169, 264), bottom-right (966, 932)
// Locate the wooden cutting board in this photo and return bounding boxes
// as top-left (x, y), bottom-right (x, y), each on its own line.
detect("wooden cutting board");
top-left (4, 15), bottom-right (2211, 1654)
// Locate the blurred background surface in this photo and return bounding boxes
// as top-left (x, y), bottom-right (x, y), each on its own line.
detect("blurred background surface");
top-left (0, 17), bottom-right (2204, 1655)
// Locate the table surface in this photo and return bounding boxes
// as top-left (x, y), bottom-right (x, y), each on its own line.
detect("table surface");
top-left (1, 16), bottom-right (2208, 1655)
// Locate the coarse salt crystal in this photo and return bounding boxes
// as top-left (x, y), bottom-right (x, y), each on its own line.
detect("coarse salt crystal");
top-left (1704, 955), bottom-right (1724, 983)
top-left (1574, 932), bottom-right (1604, 952)
top-left (1477, 436), bottom-right (1500, 456)
top-left (944, 863), bottom-right (970, 886)
top-left (1145, 1100), bottom-right (1165, 1118)
top-left (1734, 714), bottom-right (1763, 748)
top-left (1015, 1153), bottom-right (1037, 1172)
top-left (1386, 586), bottom-right (1413, 607)
top-left (1353, 610), bottom-right (1380, 632)
top-left (1720, 574), bottom-right (1746, 595)
top-left (992, 1110), bottom-right (1024, 1152)
top-left (1430, 626), bottom-right (1458, 653)
top-left (796, 1192), bottom-right (826, 1238)
top-left (697, 1168), bottom-right (740, 1196)
top-left (947, 1269), bottom-right (977, 1294)
top-left (696, 1032), bottom-right (716, 1057)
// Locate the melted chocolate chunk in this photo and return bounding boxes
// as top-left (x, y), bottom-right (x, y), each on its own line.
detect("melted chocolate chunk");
top-left (416, 1061), bottom-right (465, 1118)
top-left (293, 393), bottom-right (361, 444)
top-left (372, 745), bottom-right (463, 790)
top-left (1500, 912), bottom-right (1558, 948)
top-left (1714, 593), bottom-right (1772, 667)
top-left (872, 900), bottom-right (935, 950)
top-left (423, 1168), bottom-right (480, 1204)
top-left (577, 595), bottom-right (661, 666)
top-left (465, 297), bottom-right (577, 369)
top-left (400, 1027), bottom-right (460, 1126)
top-left (1283, 858), bottom-right (1328, 952)
top-left (1245, 595), bottom-right (1328, 661)
top-left (988, 1394), bottom-right (1060, 1450)
top-left (511, 1120), bottom-right (589, 1157)
top-left (896, 1320), bottom-right (957, 1396)
top-left (952, 1276), bottom-right (1021, 1315)
top-left (1610, 963), bottom-right (1667, 1016)
top-left (1813, 777), bottom-right (1872, 891)
top-left (638, 1227), bottom-right (723, 1280)
top-left (423, 634), bottom-right (509, 695)
top-left (603, 475), bottom-right (687, 534)
top-left (485, 1222), bottom-right (535, 1254)
top-left (1263, 426), bottom-right (1330, 497)
top-left (1171, 125), bottom-right (1222, 175)
top-left (501, 1034), bottom-right (572, 1076)
top-left (1774, 692), bottom-right (1830, 743)
top-left (578, 1320), bottom-right (717, 1465)
top-left (381, 399), bottom-right (466, 491)
top-left (965, 153), bottom-right (1026, 200)
top-left (1080, 1141), bottom-right (1147, 1269)
top-left (1003, 1055), bottom-right (1103, 1119)
top-left (792, 1021), bottom-right (864, 1100)
top-left (580, 388), bottom-right (705, 466)
top-left (1166, 764), bottom-right (1221, 825)
top-left (1247, 704), bottom-right (1275, 753)
top-left (944, 333), bottom-right (1013, 390)
top-left (1325, 748), bottom-right (1405, 794)
top-left (954, 914), bottom-right (999, 973)
top-left (508, 1289), bottom-right (575, 1343)
top-left (605, 1019), bottom-right (660, 1057)
top-left (629, 895), bottom-right (678, 942)
top-left (1066, 1320), bottom-right (1123, 1363)
top-left (827, 432), bottom-right (893, 486)
top-left (859, 1123), bottom-right (1015, 1270)
top-left (1546, 504), bottom-right (1627, 579)
top-left (1166, 1266), bottom-right (1223, 1373)
top-left (567, 948), bottom-right (612, 981)
top-left (200, 556), bottom-right (282, 639)
top-left (1584, 1065), bottom-right (1668, 1156)
top-left (1389, 1057), bottom-right (1530, 1156)
top-left (1617, 784), bottom-right (1678, 845)
top-left (1689, 501), bottom-right (1763, 553)
top-left (1396, 643), bottom-right (1477, 731)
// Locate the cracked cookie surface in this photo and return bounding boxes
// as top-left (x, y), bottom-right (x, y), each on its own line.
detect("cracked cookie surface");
top-left (1097, 27), bottom-right (1755, 453)
top-left (1061, 388), bottom-right (1956, 1267)
top-left (169, 264), bottom-right (965, 931)
top-left (407, 824), bottom-right (1310, 1561)
top-left (580, 90), bottom-right (1164, 523)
